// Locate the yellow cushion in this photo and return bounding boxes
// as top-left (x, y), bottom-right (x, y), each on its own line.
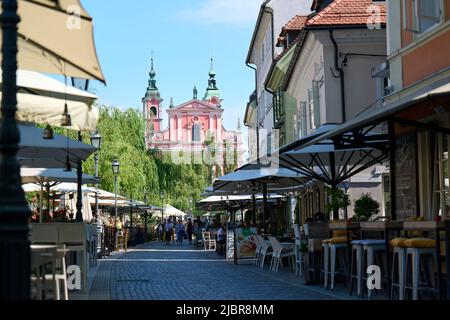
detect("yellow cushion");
top-left (390, 237), bottom-right (407, 247)
top-left (333, 230), bottom-right (347, 237)
top-left (403, 238), bottom-right (436, 248)
top-left (322, 237), bottom-right (347, 244)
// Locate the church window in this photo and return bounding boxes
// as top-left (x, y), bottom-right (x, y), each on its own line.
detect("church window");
top-left (192, 123), bottom-right (201, 142)
top-left (149, 106), bottom-right (157, 117)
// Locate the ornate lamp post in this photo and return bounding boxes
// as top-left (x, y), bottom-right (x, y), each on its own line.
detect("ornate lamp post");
top-left (0, 0), bottom-right (31, 299)
top-left (111, 158), bottom-right (120, 221)
top-left (90, 130), bottom-right (102, 221)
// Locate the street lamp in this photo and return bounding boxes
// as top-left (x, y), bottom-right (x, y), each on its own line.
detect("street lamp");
top-left (90, 130), bottom-right (102, 221)
top-left (112, 158), bottom-right (120, 220)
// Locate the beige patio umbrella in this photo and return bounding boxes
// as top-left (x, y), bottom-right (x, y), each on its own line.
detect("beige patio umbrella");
top-left (0, 0), bottom-right (106, 83)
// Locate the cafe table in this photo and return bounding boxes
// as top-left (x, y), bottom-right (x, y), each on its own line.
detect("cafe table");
top-left (328, 221), bottom-right (361, 287)
top-left (359, 221), bottom-right (403, 299)
top-left (402, 220), bottom-right (446, 300)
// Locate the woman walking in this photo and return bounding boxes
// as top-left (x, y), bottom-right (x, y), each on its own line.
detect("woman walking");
top-left (175, 220), bottom-right (185, 245)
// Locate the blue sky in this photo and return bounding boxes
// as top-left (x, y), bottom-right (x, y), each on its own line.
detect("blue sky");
top-left (83, 0), bottom-right (265, 133)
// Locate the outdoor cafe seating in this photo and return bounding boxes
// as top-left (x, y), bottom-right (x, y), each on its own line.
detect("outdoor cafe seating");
top-left (299, 216), bottom-right (449, 300)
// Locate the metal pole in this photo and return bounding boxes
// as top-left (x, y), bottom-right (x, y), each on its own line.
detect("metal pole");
top-left (129, 193), bottom-right (133, 228)
top-left (114, 174), bottom-right (118, 220)
top-left (75, 131), bottom-right (83, 222)
top-left (388, 120), bottom-right (397, 221)
top-left (252, 194), bottom-right (257, 226)
top-left (0, 0), bottom-right (31, 299)
top-left (233, 209), bottom-right (237, 265)
top-left (263, 182), bottom-right (268, 234)
top-left (329, 152), bottom-right (339, 220)
top-left (94, 152), bottom-right (99, 221)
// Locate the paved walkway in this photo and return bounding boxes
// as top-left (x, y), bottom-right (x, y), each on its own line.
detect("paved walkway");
top-left (76, 241), bottom-right (357, 300)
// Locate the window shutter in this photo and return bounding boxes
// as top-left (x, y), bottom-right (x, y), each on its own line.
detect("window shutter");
top-left (300, 101), bottom-right (307, 137)
top-left (308, 89), bottom-right (314, 130)
top-left (313, 80), bottom-right (321, 129)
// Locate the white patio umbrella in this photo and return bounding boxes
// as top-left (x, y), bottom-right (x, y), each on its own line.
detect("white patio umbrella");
top-left (0, 0), bottom-right (106, 82)
top-left (0, 69), bottom-right (100, 131)
top-left (20, 168), bottom-right (98, 223)
top-left (20, 168), bottom-right (98, 184)
top-left (14, 124), bottom-right (97, 168)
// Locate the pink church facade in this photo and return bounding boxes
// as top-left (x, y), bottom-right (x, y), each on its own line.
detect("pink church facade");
top-left (142, 59), bottom-right (244, 174)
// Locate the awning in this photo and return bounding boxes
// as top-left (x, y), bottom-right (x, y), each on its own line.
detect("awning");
top-left (266, 43), bottom-right (297, 92)
top-left (0, 0), bottom-right (105, 82)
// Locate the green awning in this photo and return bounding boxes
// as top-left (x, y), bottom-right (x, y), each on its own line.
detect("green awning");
top-left (266, 43), bottom-right (297, 92)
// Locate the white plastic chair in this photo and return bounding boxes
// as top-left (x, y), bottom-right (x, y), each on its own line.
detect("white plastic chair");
top-left (269, 236), bottom-right (295, 272)
top-left (257, 235), bottom-right (273, 269)
top-left (252, 235), bottom-right (262, 266)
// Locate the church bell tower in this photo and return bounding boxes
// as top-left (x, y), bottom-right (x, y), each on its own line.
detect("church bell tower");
top-left (142, 57), bottom-right (163, 134)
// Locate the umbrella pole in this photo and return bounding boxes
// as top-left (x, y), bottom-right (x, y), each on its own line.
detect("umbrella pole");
top-left (252, 194), bottom-right (257, 227)
top-left (263, 182), bottom-right (268, 234)
top-left (0, 0), bottom-right (31, 299)
top-left (39, 182), bottom-right (44, 224)
top-left (233, 209), bottom-right (237, 265)
top-left (76, 131), bottom-right (83, 222)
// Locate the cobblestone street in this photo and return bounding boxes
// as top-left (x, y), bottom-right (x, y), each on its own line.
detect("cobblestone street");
top-left (82, 241), bottom-right (355, 300)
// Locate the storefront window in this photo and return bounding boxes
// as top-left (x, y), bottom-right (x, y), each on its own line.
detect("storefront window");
top-left (432, 133), bottom-right (450, 217)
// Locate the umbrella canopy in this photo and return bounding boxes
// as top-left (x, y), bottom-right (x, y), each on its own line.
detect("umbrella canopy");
top-left (213, 164), bottom-right (308, 193)
top-left (1, 69), bottom-right (99, 131)
top-left (90, 188), bottom-right (127, 201)
top-left (20, 168), bottom-right (98, 184)
top-left (13, 124), bottom-right (97, 168)
top-left (280, 138), bottom-right (388, 186)
top-left (22, 182), bottom-right (96, 193)
top-left (0, 0), bottom-right (105, 82)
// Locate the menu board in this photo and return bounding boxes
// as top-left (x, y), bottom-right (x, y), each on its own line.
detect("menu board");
top-left (395, 132), bottom-right (417, 220)
top-left (236, 227), bottom-right (258, 259)
top-left (226, 227), bottom-right (258, 260)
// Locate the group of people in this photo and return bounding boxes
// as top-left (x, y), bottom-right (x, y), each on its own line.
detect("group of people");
top-left (156, 217), bottom-right (193, 245)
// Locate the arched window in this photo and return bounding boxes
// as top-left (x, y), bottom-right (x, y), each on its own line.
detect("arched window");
top-left (149, 106), bottom-right (157, 117)
top-left (192, 123), bottom-right (201, 142)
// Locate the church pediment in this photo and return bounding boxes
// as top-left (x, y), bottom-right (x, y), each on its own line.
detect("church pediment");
top-left (168, 99), bottom-right (222, 113)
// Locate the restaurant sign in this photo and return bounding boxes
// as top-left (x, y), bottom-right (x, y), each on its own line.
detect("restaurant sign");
top-left (226, 227), bottom-right (258, 260)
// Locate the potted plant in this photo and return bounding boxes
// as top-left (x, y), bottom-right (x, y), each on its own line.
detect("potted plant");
top-left (353, 193), bottom-right (380, 221)
top-left (325, 186), bottom-right (350, 220)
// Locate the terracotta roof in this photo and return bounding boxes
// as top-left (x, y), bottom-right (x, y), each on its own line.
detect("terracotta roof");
top-left (306, 0), bottom-right (386, 27)
top-left (284, 15), bottom-right (309, 31)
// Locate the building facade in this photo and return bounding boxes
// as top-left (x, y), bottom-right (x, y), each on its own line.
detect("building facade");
top-left (253, 0), bottom-right (388, 219)
top-left (382, 0), bottom-right (450, 220)
top-left (143, 59), bottom-right (244, 175)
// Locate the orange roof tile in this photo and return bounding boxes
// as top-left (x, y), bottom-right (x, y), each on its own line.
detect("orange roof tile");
top-left (306, 0), bottom-right (386, 27)
top-left (284, 15), bottom-right (309, 31)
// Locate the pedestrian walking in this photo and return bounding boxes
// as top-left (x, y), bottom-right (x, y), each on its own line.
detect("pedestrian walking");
top-left (165, 219), bottom-right (173, 245)
top-left (158, 219), bottom-right (165, 242)
top-left (186, 218), bottom-right (193, 245)
top-left (175, 220), bottom-right (185, 245)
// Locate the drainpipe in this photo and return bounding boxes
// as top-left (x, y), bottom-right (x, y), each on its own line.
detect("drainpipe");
top-left (246, 62), bottom-right (260, 162)
top-left (329, 30), bottom-right (346, 123)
